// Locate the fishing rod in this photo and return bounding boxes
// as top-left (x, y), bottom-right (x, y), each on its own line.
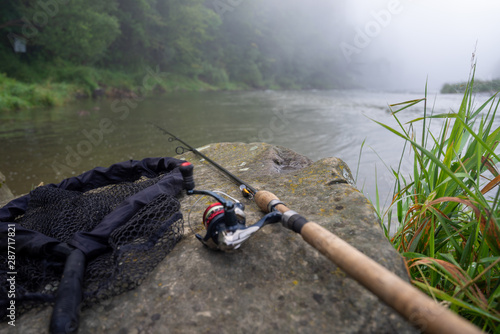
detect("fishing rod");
top-left (152, 124), bottom-right (257, 198)
top-left (158, 126), bottom-right (482, 334)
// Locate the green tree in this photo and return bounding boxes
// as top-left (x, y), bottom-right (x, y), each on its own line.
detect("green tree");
top-left (0, 0), bottom-right (352, 90)
top-left (103, 0), bottom-right (220, 74)
top-left (0, 1), bottom-right (25, 55)
top-left (204, 0), bottom-right (346, 88)
top-left (17, 0), bottom-right (120, 64)
top-left (102, 0), bottom-right (155, 69)
top-left (150, 0), bottom-right (220, 75)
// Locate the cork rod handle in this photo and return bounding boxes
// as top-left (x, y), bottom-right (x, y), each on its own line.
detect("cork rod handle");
top-left (254, 190), bottom-right (481, 334)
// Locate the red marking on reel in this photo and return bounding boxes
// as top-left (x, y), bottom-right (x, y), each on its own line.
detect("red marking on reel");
top-left (202, 202), bottom-right (224, 229)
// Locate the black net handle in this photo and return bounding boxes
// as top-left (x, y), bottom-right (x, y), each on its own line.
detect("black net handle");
top-left (49, 249), bottom-right (86, 334)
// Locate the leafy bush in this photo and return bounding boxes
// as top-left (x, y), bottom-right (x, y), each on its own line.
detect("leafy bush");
top-left (199, 63), bottom-right (229, 87)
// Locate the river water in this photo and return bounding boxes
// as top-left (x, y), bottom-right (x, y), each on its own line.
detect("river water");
top-left (0, 90), bottom-right (480, 207)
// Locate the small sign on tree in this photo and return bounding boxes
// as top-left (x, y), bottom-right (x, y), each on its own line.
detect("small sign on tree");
top-left (7, 33), bottom-right (27, 53)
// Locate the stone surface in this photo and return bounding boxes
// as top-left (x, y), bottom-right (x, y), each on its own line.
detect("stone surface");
top-left (0, 143), bottom-right (417, 334)
top-left (0, 171), bottom-right (14, 207)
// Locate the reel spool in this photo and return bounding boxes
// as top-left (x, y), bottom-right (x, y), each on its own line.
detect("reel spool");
top-left (202, 202), bottom-right (247, 230)
top-left (202, 203), bottom-right (225, 229)
top-left (196, 200), bottom-right (247, 250)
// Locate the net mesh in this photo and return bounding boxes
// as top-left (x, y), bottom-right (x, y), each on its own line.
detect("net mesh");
top-left (0, 173), bottom-right (183, 319)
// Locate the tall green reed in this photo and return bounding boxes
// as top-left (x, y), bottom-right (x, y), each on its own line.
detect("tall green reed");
top-left (374, 67), bottom-right (500, 332)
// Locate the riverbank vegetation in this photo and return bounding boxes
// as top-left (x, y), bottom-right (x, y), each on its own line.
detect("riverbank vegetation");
top-left (0, 0), bottom-right (350, 112)
top-left (0, 72), bottom-right (75, 111)
top-left (441, 79), bottom-right (500, 94)
top-left (375, 69), bottom-right (500, 332)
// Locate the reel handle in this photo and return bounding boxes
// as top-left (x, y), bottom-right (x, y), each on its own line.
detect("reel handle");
top-left (254, 190), bottom-right (481, 334)
top-left (179, 162), bottom-right (195, 191)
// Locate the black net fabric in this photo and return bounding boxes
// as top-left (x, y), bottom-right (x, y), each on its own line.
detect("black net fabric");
top-left (0, 173), bottom-right (183, 319)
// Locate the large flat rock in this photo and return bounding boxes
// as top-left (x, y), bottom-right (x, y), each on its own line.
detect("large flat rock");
top-left (1, 143), bottom-right (416, 334)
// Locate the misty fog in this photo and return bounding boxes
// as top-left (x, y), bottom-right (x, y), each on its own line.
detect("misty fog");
top-left (339, 0), bottom-right (500, 91)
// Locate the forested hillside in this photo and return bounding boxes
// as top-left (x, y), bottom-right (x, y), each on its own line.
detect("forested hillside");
top-left (0, 0), bottom-right (351, 109)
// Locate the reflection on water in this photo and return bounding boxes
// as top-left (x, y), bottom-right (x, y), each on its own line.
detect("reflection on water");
top-left (0, 90), bottom-right (479, 206)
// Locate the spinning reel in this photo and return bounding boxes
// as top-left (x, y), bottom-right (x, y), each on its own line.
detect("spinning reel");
top-left (179, 162), bottom-right (282, 251)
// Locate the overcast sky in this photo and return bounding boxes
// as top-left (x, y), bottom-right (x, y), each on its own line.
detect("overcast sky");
top-left (339, 0), bottom-right (500, 91)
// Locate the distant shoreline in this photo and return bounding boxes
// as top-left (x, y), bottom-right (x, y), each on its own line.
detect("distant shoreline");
top-left (441, 79), bottom-right (500, 94)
